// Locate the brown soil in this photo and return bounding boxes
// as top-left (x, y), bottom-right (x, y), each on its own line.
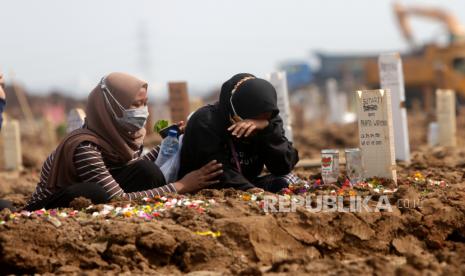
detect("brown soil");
top-left (0, 112), bottom-right (464, 275)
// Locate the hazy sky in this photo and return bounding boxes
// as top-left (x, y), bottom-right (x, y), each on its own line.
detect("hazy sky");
top-left (1, 0), bottom-right (464, 99)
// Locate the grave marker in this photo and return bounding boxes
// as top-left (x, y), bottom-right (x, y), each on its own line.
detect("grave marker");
top-left (43, 118), bottom-right (57, 150)
top-left (436, 89), bottom-right (457, 147)
top-left (326, 79), bottom-right (348, 124)
top-left (427, 122), bottom-right (439, 147)
top-left (168, 82), bottom-right (190, 123)
top-left (307, 86), bottom-right (322, 121)
top-left (356, 89), bottom-right (396, 182)
top-left (266, 71), bottom-right (293, 141)
top-left (378, 53), bottom-right (410, 162)
top-left (2, 120), bottom-right (23, 171)
top-left (66, 108), bottom-right (86, 133)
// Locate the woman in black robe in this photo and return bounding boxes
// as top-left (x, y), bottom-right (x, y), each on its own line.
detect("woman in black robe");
top-left (178, 73), bottom-right (300, 193)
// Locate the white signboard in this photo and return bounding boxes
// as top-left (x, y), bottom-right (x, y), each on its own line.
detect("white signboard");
top-left (266, 72), bottom-right (293, 142)
top-left (356, 89), bottom-right (397, 182)
top-left (379, 53), bottom-right (410, 162)
top-left (436, 89), bottom-right (457, 147)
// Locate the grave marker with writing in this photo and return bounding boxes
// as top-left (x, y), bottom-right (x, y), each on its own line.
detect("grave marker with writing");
top-left (266, 71), bottom-right (293, 142)
top-left (356, 89), bottom-right (397, 182)
top-left (2, 120), bottom-right (23, 171)
top-left (436, 89), bottom-right (457, 147)
top-left (378, 53), bottom-right (410, 162)
top-left (168, 82), bottom-right (190, 123)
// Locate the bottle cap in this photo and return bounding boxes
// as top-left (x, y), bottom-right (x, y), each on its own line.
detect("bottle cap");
top-left (168, 129), bottom-right (178, 137)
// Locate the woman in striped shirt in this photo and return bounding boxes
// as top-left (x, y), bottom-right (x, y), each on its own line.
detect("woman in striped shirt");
top-left (24, 72), bottom-right (222, 211)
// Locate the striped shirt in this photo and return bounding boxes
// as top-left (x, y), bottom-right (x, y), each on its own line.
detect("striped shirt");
top-left (28, 142), bottom-right (176, 205)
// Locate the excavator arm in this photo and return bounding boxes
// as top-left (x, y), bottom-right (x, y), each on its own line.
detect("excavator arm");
top-left (394, 2), bottom-right (465, 47)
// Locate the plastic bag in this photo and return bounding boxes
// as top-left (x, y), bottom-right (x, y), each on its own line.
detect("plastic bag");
top-left (157, 134), bottom-right (183, 184)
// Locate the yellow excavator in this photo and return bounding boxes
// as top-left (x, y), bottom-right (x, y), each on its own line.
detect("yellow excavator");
top-left (365, 2), bottom-right (465, 110)
top-left (394, 2), bottom-right (465, 47)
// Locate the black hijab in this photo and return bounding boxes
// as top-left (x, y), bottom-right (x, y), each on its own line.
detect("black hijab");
top-left (218, 73), bottom-right (279, 123)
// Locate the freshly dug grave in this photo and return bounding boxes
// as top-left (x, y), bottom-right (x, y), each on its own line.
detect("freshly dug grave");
top-left (1, 146), bottom-right (465, 275)
top-left (1, 111), bottom-right (465, 275)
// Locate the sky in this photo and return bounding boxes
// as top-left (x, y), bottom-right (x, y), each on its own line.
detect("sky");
top-left (1, 0), bottom-right (465, 99)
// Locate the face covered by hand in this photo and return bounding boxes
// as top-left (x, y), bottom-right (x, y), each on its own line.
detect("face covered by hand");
top-left (219, 74), bottom-right (279, 139)
top-left (100, 77), bottom-right (149, 131)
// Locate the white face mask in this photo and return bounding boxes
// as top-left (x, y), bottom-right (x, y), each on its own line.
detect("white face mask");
top-left (100, 77), bottom-right (149, 129)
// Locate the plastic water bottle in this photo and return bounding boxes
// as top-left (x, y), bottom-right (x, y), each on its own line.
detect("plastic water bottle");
top-left (156, 130), bottom-right (179, 167)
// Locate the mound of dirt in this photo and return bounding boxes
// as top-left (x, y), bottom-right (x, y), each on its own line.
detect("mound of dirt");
top-left (1, 160), bottom-right (465, 275)
top-left (1, 116), bottom-right (465, 274)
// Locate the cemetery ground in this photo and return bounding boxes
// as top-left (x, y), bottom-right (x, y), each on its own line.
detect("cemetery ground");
top-left (0, 113), bottom-right (465, 275)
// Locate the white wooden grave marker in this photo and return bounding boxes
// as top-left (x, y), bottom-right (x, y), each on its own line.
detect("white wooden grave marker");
top-left (306, 86), bottom-right (322, 121)
top-left (379, 53), bottom-right (410, 162)
top-left (266, 71), bottom-right (293, 142)
top-left (326, 79), bottom-right (345, 124)
top-left (168, 82), bottom-right (190, 123)
top-left (436, 89), bottom-right (457, 147)
top-left (427, 122), bottom-right (439, 147)
top-left (356, 89), bottom-right (397, 182)
top-left (2, 120), bottom-right (23, 171)
top-left (67, 108), bottom-right (86, 133)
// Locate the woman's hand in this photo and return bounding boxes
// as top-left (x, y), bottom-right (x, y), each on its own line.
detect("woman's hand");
top-left (174, 160), bottom-right (223, 194)
top-left (228, 119), bottom-right (269, 138)
top-left (176, 121), bottom-right (186, 134)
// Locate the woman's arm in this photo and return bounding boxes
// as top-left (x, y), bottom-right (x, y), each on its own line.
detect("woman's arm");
top-left (74, 142), bottom-right (175, 200)
top-left (257, 116), bottom-right (299, 175)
